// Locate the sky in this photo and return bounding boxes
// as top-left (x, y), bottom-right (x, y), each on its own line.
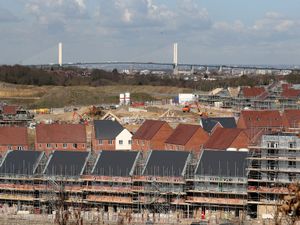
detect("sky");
top-left (0, 0), bottom-right (300, 65)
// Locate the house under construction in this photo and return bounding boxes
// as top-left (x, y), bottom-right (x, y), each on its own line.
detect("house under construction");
top-left (0, 149), bottom-right (250, 223)
top-left (247, 132), bottom-right (300, 219)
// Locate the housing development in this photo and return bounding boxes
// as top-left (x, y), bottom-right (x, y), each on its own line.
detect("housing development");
top-left (0, 78), bottom-right (299, 224)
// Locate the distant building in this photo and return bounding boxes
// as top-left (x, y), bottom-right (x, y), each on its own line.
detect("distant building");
top-left (35, 123), bottom-right (87, 153)
top-left (200, 117), bottom-right (237, 134)
top-left (132, 120), bottom-right (173, 151)
top-left (239, 87), bottom-right (267, 99)
top-left (237, 110), bottom-right (284, 130)
top-left (0, 127), bottom-right (28, 154)
top-left (204, 128), bottom-right (250, 151)
top-left (91, 120), bottom-right (132, 151)
top-left (165, 124), bottom-right (209, 153)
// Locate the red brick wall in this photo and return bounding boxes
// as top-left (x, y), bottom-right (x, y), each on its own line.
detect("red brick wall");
top-left (35, 142), bottom-right (86, 151)
top-left (150, 123), bottom-right (173, 150)
top-left (132, 123), bottom-right (173, 151)
top-left (132, 139), bottom-right (151, 151)
top-left (92, 139), bottom-right (116, 151)
top-left (0, 145), bottom-right (29, 156)
top-left (185, 128), bottom-right (209, 153)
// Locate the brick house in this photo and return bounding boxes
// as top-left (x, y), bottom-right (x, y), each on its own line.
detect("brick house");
top-left (92, 120), bottom-right (132, 151)
top-left (35, 123), bottom-right (87, 153)
top-left (132, 120), bottom-right (173, 151)
top-left (237, 110), bottom-right (283, 130)
top-left (164, 124), bottom-right (209, 153)
top-left (0, 126), bottom-right (29, 155)
top-left (204, 127), bottom-right (250, 151)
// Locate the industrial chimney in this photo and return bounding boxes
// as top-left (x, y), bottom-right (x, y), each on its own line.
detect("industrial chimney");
top-left (173, 43), bottom-right (178, 75)
top-left (58, 42), bottom-right (63, 67)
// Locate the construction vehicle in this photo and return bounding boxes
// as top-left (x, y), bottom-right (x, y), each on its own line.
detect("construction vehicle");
top-left (195, 101), bottom-right (208, 117)
top-left (182, 105), bottom-right (191, 113)
top-left (181, 102), bottom-right (209, 117)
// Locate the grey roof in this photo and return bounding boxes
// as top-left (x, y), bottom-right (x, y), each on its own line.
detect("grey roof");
top-left (94, 120), bottom-right (124, 140)
top-left (44, 151), bottom-right (89, 177)
top-left (92, 151), bottom-right (139, 177)
top-left (0, 150), bottom-right (42, 175)
top-left (200, 117), bottom-right (236, 133)
top-left (196, 150), bottom-right (247, 177)
top-left (143, 150), bottom-right (190, 177)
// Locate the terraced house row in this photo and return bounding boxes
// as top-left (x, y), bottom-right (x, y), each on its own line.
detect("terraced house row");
top-left (0, 109), bottom-right (298, 219)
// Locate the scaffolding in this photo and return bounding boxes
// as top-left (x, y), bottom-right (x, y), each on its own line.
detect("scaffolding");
top-left (247, 132), bottom-right (300, 219)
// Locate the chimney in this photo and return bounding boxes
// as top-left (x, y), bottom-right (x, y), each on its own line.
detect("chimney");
top-left (58, 42), bottom-right (63, 67)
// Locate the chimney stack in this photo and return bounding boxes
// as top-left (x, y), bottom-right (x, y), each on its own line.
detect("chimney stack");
top-left (58, 42), bottom-right (63, 67)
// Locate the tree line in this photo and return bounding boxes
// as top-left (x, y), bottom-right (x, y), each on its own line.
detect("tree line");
top-left (0, 65), bottom-right (298, 91)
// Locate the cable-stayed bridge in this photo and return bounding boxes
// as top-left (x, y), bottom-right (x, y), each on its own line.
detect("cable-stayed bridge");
top-left (23, 43), bottom-right (299, 73)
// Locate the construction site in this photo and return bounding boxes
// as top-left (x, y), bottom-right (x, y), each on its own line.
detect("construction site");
top-left (0, 89), bottom-right (299, 224)
top-left (0, 149), bottom-right (252, 225)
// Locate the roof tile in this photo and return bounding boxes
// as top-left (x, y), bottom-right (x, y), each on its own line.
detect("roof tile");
top-left (165, 124), bottom-right (207, 145)
top-left (204, 128), bottom-right (244, 150)
top-left (132, 120), bottom-right (167, 140)
top-left (0, 127), bottom-right (28, 145)
top-left (36, 123), bottom-right (86, 143)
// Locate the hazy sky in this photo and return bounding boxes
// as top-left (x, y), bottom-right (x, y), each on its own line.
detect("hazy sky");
top-left (1, 0), bottom-right (300, 65)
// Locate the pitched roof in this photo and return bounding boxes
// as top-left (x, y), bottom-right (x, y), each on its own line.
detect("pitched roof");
top-left (239, 110), bottom-right (283, 128)
top-left (200, 117), bottom-right (236, 133)
top-left (209, 88), bottom-right (224, 96)
top-left (94, 120), bottom-right (124, 140)
top-left (196, 150), bottom-right (247, 177)
top-left (132, 120), bottom-right (167, 140)
top-left (92, 151), bottom-right (139, 177)
top-left (0, 151), bottom-right (42, 175)
top-left (242, 87), bottom-right (265, 98)
top-left (282, 109), bottom-right (300, 128)
top-left (228, 87), bottom-right (240, 98)
top-left (44, 151), bottom-right (89, 177)
top-left (143, 150), bottom-right (190, 177)
top-left (281, 88), bottom-right (300, 98)
top-left (0, 126), bottom-right (28, 145)
top-left (204, 128), bottom-right (244, 150)
top-left (36, 123), bottom-right (86, 143)
top-left (2, 105), bottom-right (17, 115)
top-left (165, 124), bottom-right (206, 145)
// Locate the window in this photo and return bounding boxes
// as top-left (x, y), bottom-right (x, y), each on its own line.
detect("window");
top-left (98, 140), bottom-right (103, 145)
top-left (289, 142), bottom-right (296, 149)
top-left (39, 144), bottom-right (42, 148)
top-left (46, 144), bottom-right (51, 148)
top-left (267, 142), bottom-right (279, 148)
top-left (7, 145), bottom-right (12, 150)
top-left (288, 161), bottom-right (296, 168)
top-left (108, 140), bottom-right (113, 145)
top-left (17, 146), bottom-right (23, 150)
top-left (63, 143), bottom-right (67, 148)
top-left (73, 143), bottom-right (78, 148)
top-left (119, 140), bottom-right (123, 145)
top-left (128, 140), bottom-right (132, 145)
top-left (289, 173), bottom-right (296, 182)
top-left (55, 144), bottom-right (58, 148)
